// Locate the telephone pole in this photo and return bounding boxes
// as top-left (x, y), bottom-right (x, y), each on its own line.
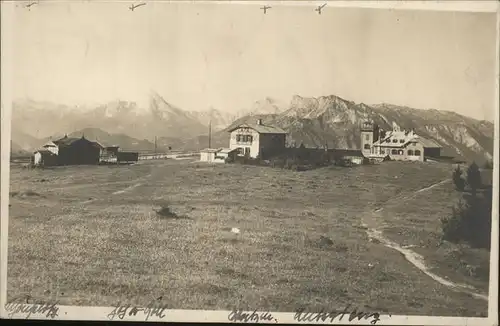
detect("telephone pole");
top-left (208, 120), bottom-right (212, 148)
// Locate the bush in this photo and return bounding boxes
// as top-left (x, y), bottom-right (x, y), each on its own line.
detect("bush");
top-left (483, 160), bottom-right (493, 170)
top-left (271, 158), bottom-right (286, 168)
top-left (466, 162), bottom-right (482, 194)
top-left (441, 188), bottom-right (492, 250)
top-left (452, 165), bottom-right (465, 191)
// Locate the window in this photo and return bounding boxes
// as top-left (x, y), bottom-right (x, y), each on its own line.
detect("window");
top-left (365, 134), bottom-right (370, 141)
top-left (415, 150), bottom-right (421, 156)
top-left (380, 149), bottom-right (385, 155)
top-left (385, 139), bottom-right (390, 143)
top-left (399, 139), bottom-right (405, 143)
top-left (236, 135), bottom-right (253, 143)
top-left (391, 149), bottom-right (398, 155)
top-left (407, 150), bottom-right (414, 156)
top-left (237, 147), bottom-right (244, 155)
top-left (392, 139), bottom-right (398, 143)
top-left (364, 144), bottom-right (371, 150)
top-left (244, 147), bottom-right (250, 156)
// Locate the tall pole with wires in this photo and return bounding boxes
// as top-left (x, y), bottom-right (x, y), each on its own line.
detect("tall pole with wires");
top-left (208, 120), bottom-right (212, 149)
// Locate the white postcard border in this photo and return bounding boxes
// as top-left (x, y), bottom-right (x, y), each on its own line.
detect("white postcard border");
top-left (0, 1), bottom-right (498, 326)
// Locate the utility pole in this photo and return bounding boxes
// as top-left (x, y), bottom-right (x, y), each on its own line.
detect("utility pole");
top-left (208, 120), bottom-right (212, 148)
top-left (154, 136), bottom-right (157, 154)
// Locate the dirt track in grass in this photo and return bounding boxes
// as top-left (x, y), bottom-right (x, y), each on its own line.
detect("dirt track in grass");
top-left (7, 159), bottom-right (491, 316)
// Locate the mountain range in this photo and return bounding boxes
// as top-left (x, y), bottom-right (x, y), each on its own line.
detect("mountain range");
top-left (9, 92), bottom-right (494, 164)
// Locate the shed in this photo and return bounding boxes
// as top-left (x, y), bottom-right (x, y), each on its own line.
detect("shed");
top-left (32, 149), bottom-right (58, 167)
top-left (331, 149), bottom-right (366, 165)
top-left (214, 148), bottom-right (237, 163)
top-left (200, 148), bottom-right (220, 163)
top-left (117, 151), bottom-right (139, 163)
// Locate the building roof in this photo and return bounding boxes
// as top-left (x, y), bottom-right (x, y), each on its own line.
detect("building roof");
top-left (200, 148), bottom-right (221, 153)
top-left (219, 148), bottom-right (237, 154)
top-left (42, 141), bottom-right (58, 147)
top-left (34, 149), bottom-right (57, 156)
top-left (416, 137), bottom-right (441, 148)
top-left (53, 136), bottom-right (81, 146)
top-left (227, 123), bottom-right (287, 134)
top-left (373, 131), bottom-right (441, 149)
top-left (91, 141), bottom-right (105, 149)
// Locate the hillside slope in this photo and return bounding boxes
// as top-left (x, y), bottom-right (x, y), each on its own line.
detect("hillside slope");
top-left (10, 93), bottom-right (494, 163)
top-left (204, 95), bottom-right (493, 164)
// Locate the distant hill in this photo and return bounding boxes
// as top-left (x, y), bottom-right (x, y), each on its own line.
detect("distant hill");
top-left (10, 92), bottom-right (494, 163)
top-left (182, 95), bottom-right (494, 164)
top-left (64, 128), bottom-right (159, 152)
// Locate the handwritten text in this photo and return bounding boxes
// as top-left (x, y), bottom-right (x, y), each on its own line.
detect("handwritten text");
top-left (228, 309), bottom-right (278, 323)
top-left (107, 300), bottom-right (167, 321)
top-left (5, 296), bottom-right (60, 319)
top-left (294, 305), bottom-right (383, 325)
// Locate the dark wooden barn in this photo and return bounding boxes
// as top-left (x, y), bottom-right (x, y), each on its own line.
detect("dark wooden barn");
top-left (117, 151), bottom-right (139, 163)
top-left (53, 135), bottom-right (101, 165)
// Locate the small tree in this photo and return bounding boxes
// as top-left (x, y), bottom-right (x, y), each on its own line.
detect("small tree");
top-left (452, 165), bottom-right (465, 191)
top-left (441, 189), bottom-right (492, 250)
top-left (466, 162), bottom-right (482, 194)
top-left (441, 199), bottom-right (468, 243)
top-left (483, 160), bottom-right (493, 170)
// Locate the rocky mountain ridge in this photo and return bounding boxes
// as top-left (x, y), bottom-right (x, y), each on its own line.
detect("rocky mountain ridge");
top-left (10, 93), bottom-right (494, 163)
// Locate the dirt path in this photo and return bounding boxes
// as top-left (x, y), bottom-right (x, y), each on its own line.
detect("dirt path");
top-left (112, 182), bottom-right (144, 195)
top-left (111, 172), bottom-right (153, 195)
top-left (362, 178), bottom-right (488, 301)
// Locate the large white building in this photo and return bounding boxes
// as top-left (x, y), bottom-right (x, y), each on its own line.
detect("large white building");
top-left (227, 119), bottom-right (287, 159)
top-left (361, 121), bottom-right (442, 162)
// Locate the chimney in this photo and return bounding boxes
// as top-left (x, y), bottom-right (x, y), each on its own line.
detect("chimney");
top-left (257, 119), bottom-right (263, 125)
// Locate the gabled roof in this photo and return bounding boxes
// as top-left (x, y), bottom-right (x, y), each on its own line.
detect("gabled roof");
top-left (34, 149), bottom-right (57, 156)
top-left (219, 148), bottom-right (237, 154)
top-left (53, 136), bottom-right (81, 146)
top-left (91, 141), bottom-right (105, 149)
top-left (373, 132), bottom-right (441, 149)
top-left (200, 148), bottom-right (221, 153)
top-left (416, 137), bottom-right (441, 148)
top-left (53, 135), bottom-right (99, 147)
top-left (227, 123), bottom-right (287, 134)
top-left (42, 141), bottom-right (58, 147)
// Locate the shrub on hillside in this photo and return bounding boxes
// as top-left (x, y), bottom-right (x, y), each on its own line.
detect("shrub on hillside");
top-left (441, 184), bottom-right (492, 250)
top-left (483, 159), bottom-right (493, 170)
top-left (271, 157), bottom-right (286, 168)
top-left (233, 156), bottom-right (263, 166)
top-left (452, 165), bottom-right (465, 191)
top-left (466, 162), bottom-right (482, 194)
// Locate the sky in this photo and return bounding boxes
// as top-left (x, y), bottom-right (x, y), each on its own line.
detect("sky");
top-left (9, 1), bottom-right (498, 121)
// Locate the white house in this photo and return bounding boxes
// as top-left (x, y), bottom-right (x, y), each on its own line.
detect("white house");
top-left (40, 141), bottom-right (59, 155)
top-left (32, 149), bottom-right (58, 167)
top-left (227, 119), bottom-right (287, 159)
top-left (199, 148), bottom-right (237, 163)
top-left (361, 121), bottom-right (442, 162)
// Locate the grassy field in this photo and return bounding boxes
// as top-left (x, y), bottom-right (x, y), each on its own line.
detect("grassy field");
top-left (7, 159), bottom-right (491, 316)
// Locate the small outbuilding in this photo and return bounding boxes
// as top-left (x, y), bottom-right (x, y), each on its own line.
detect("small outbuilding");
top-left (200, 148), bottom-right (221, 163)
top-left (199, 148), bottom-right (237, 163)
top-left (32, 149), bottom-right (58, 167)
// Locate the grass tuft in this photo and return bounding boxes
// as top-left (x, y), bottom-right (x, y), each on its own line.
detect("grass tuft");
top-left (155, 205), bottom-right (189, 219)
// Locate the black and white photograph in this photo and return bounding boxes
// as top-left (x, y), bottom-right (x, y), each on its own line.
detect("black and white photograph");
top-left (1, 1), bottom-right (498, 325)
